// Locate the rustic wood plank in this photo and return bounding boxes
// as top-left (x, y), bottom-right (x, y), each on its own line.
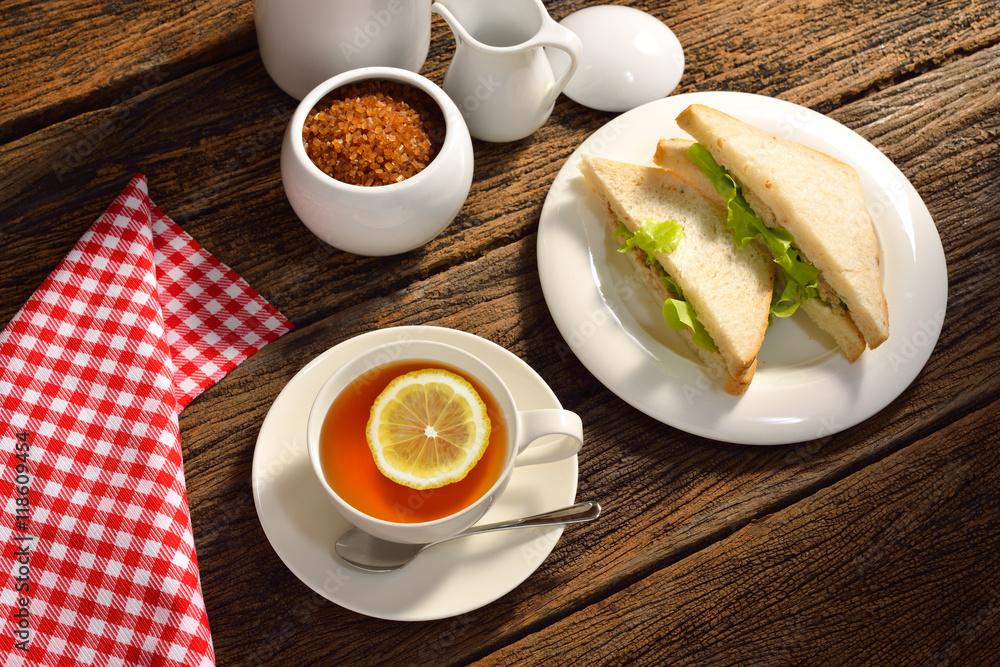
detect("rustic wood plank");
top-left (470, 396), bottom-right (1000, 666)
top-left (0, 0), bottom-right (255, 143)
top-left (4, 0), bottom-right (996, 144)
top-left (4, 1), bottom-right (998, 332)
top-left (170, 42), bottom-right (1000, 663)
top-left (670, 0), bottom-right (1000, 113)
top-left (3, 2), bottom-right (999, 663)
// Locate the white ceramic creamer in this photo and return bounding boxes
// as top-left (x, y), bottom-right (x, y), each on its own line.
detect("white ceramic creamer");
top-left (433, 0), bottom-right (582, 142)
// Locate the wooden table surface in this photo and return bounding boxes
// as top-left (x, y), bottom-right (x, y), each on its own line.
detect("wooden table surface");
top-left (3, 0), bottom-right (999, 664)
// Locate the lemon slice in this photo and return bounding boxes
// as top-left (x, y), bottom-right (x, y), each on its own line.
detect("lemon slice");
top-left (366, 368), bottom-right (492, 490)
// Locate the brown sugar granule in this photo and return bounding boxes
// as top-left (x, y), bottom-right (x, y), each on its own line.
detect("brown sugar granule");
top-left (302, 80), bottom-right (446, 187)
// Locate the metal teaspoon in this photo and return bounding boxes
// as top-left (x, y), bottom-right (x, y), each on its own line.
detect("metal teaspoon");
top-left (335, 500), bottom-right (601, 572)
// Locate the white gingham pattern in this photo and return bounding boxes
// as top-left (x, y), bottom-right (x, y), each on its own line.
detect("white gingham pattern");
top-left (0, 175), bottom-right (292, 665)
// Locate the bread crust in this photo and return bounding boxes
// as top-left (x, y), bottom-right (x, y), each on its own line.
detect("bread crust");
top-left (579, 154), bottom-right (772, 395)
top-left (653, 138), bottom-right (716, 201)
top-left (654, 135), bottom-right (870, 363)
top-left (604, 204), bottom-right (756, 395)
top-left (675, 104), bottom-right (889, 352)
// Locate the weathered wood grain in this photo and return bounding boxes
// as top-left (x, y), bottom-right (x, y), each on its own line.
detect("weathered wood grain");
top-left (4, 1), bottom-right (998, 331)
top-left (671, 0), bottom-right (1000, 113)
top-left (3, 0), bottom-right (1000, 665)
top-left (0, 0), bottom-right (255, 143)
top-left (3, 0), bottom-right (996, 145)
top-left (167, 41), bottom-right (1000, 663)
top-left (471, 397), bottom-right (1000, 666)
top-left (185, 223), bottom-right (998, 665)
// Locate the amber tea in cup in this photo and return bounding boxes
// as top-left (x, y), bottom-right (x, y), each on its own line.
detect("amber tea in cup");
top-left (318, 359), bottom-right (509, 523)
top-left (307, 338), bottom-right (582, 544)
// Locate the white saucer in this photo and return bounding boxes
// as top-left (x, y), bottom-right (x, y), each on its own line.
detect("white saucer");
top-left (251, 326), bottom-right (579, 621)
top-left (537, 91), bottom-right (948, 445)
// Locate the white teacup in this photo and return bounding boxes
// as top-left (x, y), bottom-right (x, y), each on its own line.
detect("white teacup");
top-left (307, 339), bottom-right (583, 544)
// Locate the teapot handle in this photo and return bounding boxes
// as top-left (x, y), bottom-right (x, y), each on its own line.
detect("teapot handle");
top-left (535, 18), bottom-right (583, 109)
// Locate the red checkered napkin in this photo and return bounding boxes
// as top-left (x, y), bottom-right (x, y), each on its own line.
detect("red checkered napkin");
top-left (0, 175), bottom-right (292, 666)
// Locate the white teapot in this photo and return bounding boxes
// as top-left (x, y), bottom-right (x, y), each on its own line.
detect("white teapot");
top-left (254, 0), bottom-right (432, 100)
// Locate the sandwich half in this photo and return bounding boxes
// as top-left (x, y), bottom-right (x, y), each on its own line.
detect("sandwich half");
top-left (654, 137), bottom-right (866, 361)
top-left (578, 154), bottom-right (774, 395)
top-left (666, 104), bottom-right (889, 361)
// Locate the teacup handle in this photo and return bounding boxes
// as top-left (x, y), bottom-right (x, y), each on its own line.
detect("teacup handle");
top-left (534, 18), bottom-right (583, 109)
top-left (513, 409), bottom-right (583, 467)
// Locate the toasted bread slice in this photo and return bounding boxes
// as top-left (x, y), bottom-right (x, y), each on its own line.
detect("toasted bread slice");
top-left (653, 138), bottom-right (721, 202)
top-left (799, 298), bottom-right (866, 362)
top-left (578, 154), bottom-right (773, 395)
top-left (654, 136), bottom-right (867, 362)
top-left (675, 104), bottom-right (889, 350)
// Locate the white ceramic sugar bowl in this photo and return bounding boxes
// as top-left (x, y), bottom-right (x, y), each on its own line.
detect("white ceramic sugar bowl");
top-left (280, 67), bottom-right (474, 256)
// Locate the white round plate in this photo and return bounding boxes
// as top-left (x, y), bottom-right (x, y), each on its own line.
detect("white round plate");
top-left (252, 326), bottom-right (579, 620)
top-left (537, 91), bottom-right (947, 445)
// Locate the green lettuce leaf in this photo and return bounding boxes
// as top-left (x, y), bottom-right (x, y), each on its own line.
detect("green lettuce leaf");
top-left (686, 143), bottom-right (822, 318)
top-left (663, 298), bottom-right (718, 352)
top-left (771, 278), bottom-right (803, 319)
top-left (615, 217), bottom-right (684, 264)
top-left (614, 220), bottom-right (718, 352)
top-left (660, 273), bottom-right (684, 300)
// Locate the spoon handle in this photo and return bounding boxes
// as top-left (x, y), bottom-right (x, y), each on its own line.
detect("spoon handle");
top-left (438, 501), bottom-right (601, 545)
